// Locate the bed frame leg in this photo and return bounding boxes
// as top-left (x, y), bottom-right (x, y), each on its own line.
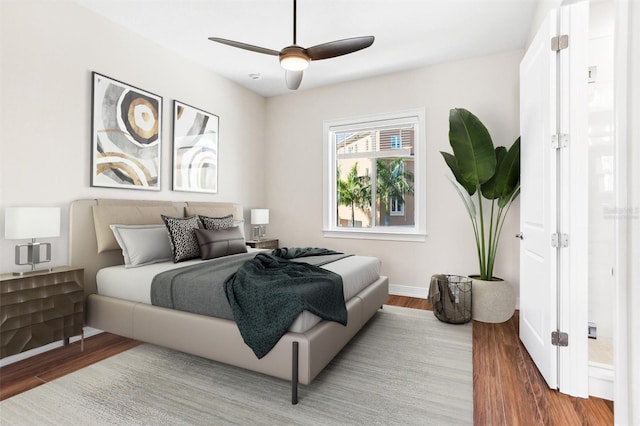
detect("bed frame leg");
top-left (292, 341), bottom-right (299, 405)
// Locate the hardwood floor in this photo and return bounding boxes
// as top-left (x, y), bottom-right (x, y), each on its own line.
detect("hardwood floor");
top-left (0, 296), bottom-right (614, 425)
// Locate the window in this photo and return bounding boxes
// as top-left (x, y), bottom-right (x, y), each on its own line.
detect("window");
top-left (390, 135), bottom-right (402, 149)
top-left (323, 108), bottom-right (426, 240)
top-left (390, 196), bottom-right (405, 216)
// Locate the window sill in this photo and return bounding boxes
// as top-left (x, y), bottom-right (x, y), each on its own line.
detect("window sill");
top-left (322, 228), bottom-right (427, 242)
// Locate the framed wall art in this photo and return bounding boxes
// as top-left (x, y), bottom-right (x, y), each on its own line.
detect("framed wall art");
top-left (91, 72), bottom-right (162, 190)
top-left (172, 100), bottom-right (219, 193)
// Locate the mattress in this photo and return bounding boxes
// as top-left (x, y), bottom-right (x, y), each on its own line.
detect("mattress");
top-left (96, 251), bottom-right (381, 333)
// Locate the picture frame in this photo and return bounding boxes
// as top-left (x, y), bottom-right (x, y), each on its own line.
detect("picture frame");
top-left (172, 100), bottom-right (219, 193)
top-left (91, 72), bottom-right (162, 191)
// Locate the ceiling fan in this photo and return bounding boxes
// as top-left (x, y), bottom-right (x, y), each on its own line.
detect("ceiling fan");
top-left (209, 0), bottom-right (374, 90)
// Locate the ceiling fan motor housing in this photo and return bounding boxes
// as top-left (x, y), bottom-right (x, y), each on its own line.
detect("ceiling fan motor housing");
top-left (279, 45), bottom-right (310, 71)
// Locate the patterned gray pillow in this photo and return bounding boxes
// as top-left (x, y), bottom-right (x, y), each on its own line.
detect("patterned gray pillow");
top-left (199, 214), bottom-right (234, 230)
top-left (161, 215), bottom-right (201, 262)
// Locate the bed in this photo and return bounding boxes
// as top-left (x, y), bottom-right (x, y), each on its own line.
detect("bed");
top-left (69, 199), bottom-right (389, 404)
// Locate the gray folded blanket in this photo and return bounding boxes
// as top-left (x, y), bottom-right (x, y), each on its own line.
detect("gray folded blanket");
top-left (428, 274), bottom-right (446, 305)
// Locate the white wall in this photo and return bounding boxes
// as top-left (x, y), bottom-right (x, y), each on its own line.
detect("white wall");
top-left (587, 0), bottom-right (615, 343)
top-left (0, 0), bottom-right (267, 274)
top-left (264, 51), bottom-right (523, 295)
top-left (615, 0), bottom-right (640, 422)
top-left (528, 0), bottom-right (564, 46)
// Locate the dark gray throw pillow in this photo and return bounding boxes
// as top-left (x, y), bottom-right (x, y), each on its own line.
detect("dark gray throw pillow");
top-left (194, 227), bottom-right (247, 260)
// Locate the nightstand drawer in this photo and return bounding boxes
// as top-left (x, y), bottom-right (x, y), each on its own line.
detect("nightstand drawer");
top-left (246, 239), bottom-right (279, 249)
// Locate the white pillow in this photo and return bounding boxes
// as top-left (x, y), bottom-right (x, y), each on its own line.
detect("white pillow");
top-left (110, 224), bottom-right (172, 268)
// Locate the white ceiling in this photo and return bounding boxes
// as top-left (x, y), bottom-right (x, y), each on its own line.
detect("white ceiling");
top-left (74, 0), bottom-right (539, 98)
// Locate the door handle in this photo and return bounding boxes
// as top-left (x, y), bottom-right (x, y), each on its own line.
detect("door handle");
top-left (515, 232), bottom-right (524, 240)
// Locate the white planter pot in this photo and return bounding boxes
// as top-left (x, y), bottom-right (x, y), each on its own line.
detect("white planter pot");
top-left (470, 276), bottom-right (516, 323)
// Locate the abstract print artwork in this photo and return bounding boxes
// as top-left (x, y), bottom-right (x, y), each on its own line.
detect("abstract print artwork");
top-left (172, 101), bottom-right (219, 193)
top-left (91, 72), bottom-right (162, 190)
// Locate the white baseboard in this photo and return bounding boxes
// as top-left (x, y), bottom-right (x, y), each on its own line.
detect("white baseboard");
top-left (389, 284), bottom-right (427, 299)
top-left (0, 327), bottom-right (103, 367)
top-left (588, 362), bottom-right (614, 401)
top-left (389, 284), bottom-right (521, 310)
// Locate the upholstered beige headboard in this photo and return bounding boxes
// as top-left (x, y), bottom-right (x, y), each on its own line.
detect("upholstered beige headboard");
top-left (69, 199), bottom-right (243, 297)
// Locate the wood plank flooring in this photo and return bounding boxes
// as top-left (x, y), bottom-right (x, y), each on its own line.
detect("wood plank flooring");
top-left (0, 296), bottom-right (614, 425)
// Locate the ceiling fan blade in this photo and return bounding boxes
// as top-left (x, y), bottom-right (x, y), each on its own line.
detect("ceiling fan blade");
top-left (208, 37), bottom-right (279, 56)
top-left (285, 70), bottom-right (303, 90)
top-left (306, 36), bottom-right (374, 61)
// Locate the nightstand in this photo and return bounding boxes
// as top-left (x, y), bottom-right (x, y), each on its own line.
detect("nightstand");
top-left (246, 239), bottom-right (279, 249)
top-left (0, 266), bottom-right (84, 358)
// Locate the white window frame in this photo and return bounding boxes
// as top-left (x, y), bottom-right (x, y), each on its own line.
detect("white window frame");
top-left (323, 108), bottom-right (427, 241)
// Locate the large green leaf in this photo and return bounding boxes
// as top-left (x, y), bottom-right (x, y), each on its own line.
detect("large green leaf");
top-left (480, 146), bottom-right (506, 199)
top-left (495, 137), bottom-right (520, 207)
top-left (441, 151), bottom-right (476, 195)
top-left (448, 108), bottom-right (497, 187)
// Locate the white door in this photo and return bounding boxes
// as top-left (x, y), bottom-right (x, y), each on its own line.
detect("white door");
top-left (519, 10), bottom-right (559, 389)
top-left (557, 1), bottom-right (589, 397)
top-left (520, 2), bottom-right (590, 396)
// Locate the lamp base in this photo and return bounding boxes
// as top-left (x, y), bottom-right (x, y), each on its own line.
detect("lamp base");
top-left (12, 267), bottom-right (54, 277)
top-left (14, 241), bottom-right (53, 276)
top-left (252, 225), bottom-right (267, 241)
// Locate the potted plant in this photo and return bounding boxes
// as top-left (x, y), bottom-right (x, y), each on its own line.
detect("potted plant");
top-left (440, 108), bottom-right (520, 323)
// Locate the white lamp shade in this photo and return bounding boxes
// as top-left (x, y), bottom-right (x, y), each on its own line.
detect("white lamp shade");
top-left (251, 209), bottom-right (269, 225)
top-left (5, 207), bottom-right (61, 239)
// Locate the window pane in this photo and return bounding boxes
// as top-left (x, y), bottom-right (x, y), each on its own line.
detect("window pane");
top-left (336, 156), bottom-right (372, 228)
top-left (374, 157), bottom-right (414, 226)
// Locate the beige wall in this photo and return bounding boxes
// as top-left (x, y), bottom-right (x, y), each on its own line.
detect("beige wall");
top-left (264, 50), bottom-right (523, 295)
top-left (0, 0), bottom-right (267, 273)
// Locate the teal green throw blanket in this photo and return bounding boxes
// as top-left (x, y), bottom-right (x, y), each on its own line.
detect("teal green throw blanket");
top-left (272, 247), bottom-right (341, 259)
top-left (224, 251), bottom-right (347, 359)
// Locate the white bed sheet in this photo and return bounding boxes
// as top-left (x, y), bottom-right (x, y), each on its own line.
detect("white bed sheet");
top-left (96, 250), bottom-right (381, 333)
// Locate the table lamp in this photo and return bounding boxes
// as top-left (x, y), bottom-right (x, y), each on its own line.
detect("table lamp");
top-left (250, 209), bottom-right (269, 241)
top-left (5, 207), bottom-right (61, 275)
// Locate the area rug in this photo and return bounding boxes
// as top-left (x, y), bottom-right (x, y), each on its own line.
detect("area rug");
top-left (0, 306), bottom-right (472, 425)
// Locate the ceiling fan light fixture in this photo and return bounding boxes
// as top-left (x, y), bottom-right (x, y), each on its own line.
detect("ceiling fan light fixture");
top-left (279, 46), bottom-right (309, 71)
